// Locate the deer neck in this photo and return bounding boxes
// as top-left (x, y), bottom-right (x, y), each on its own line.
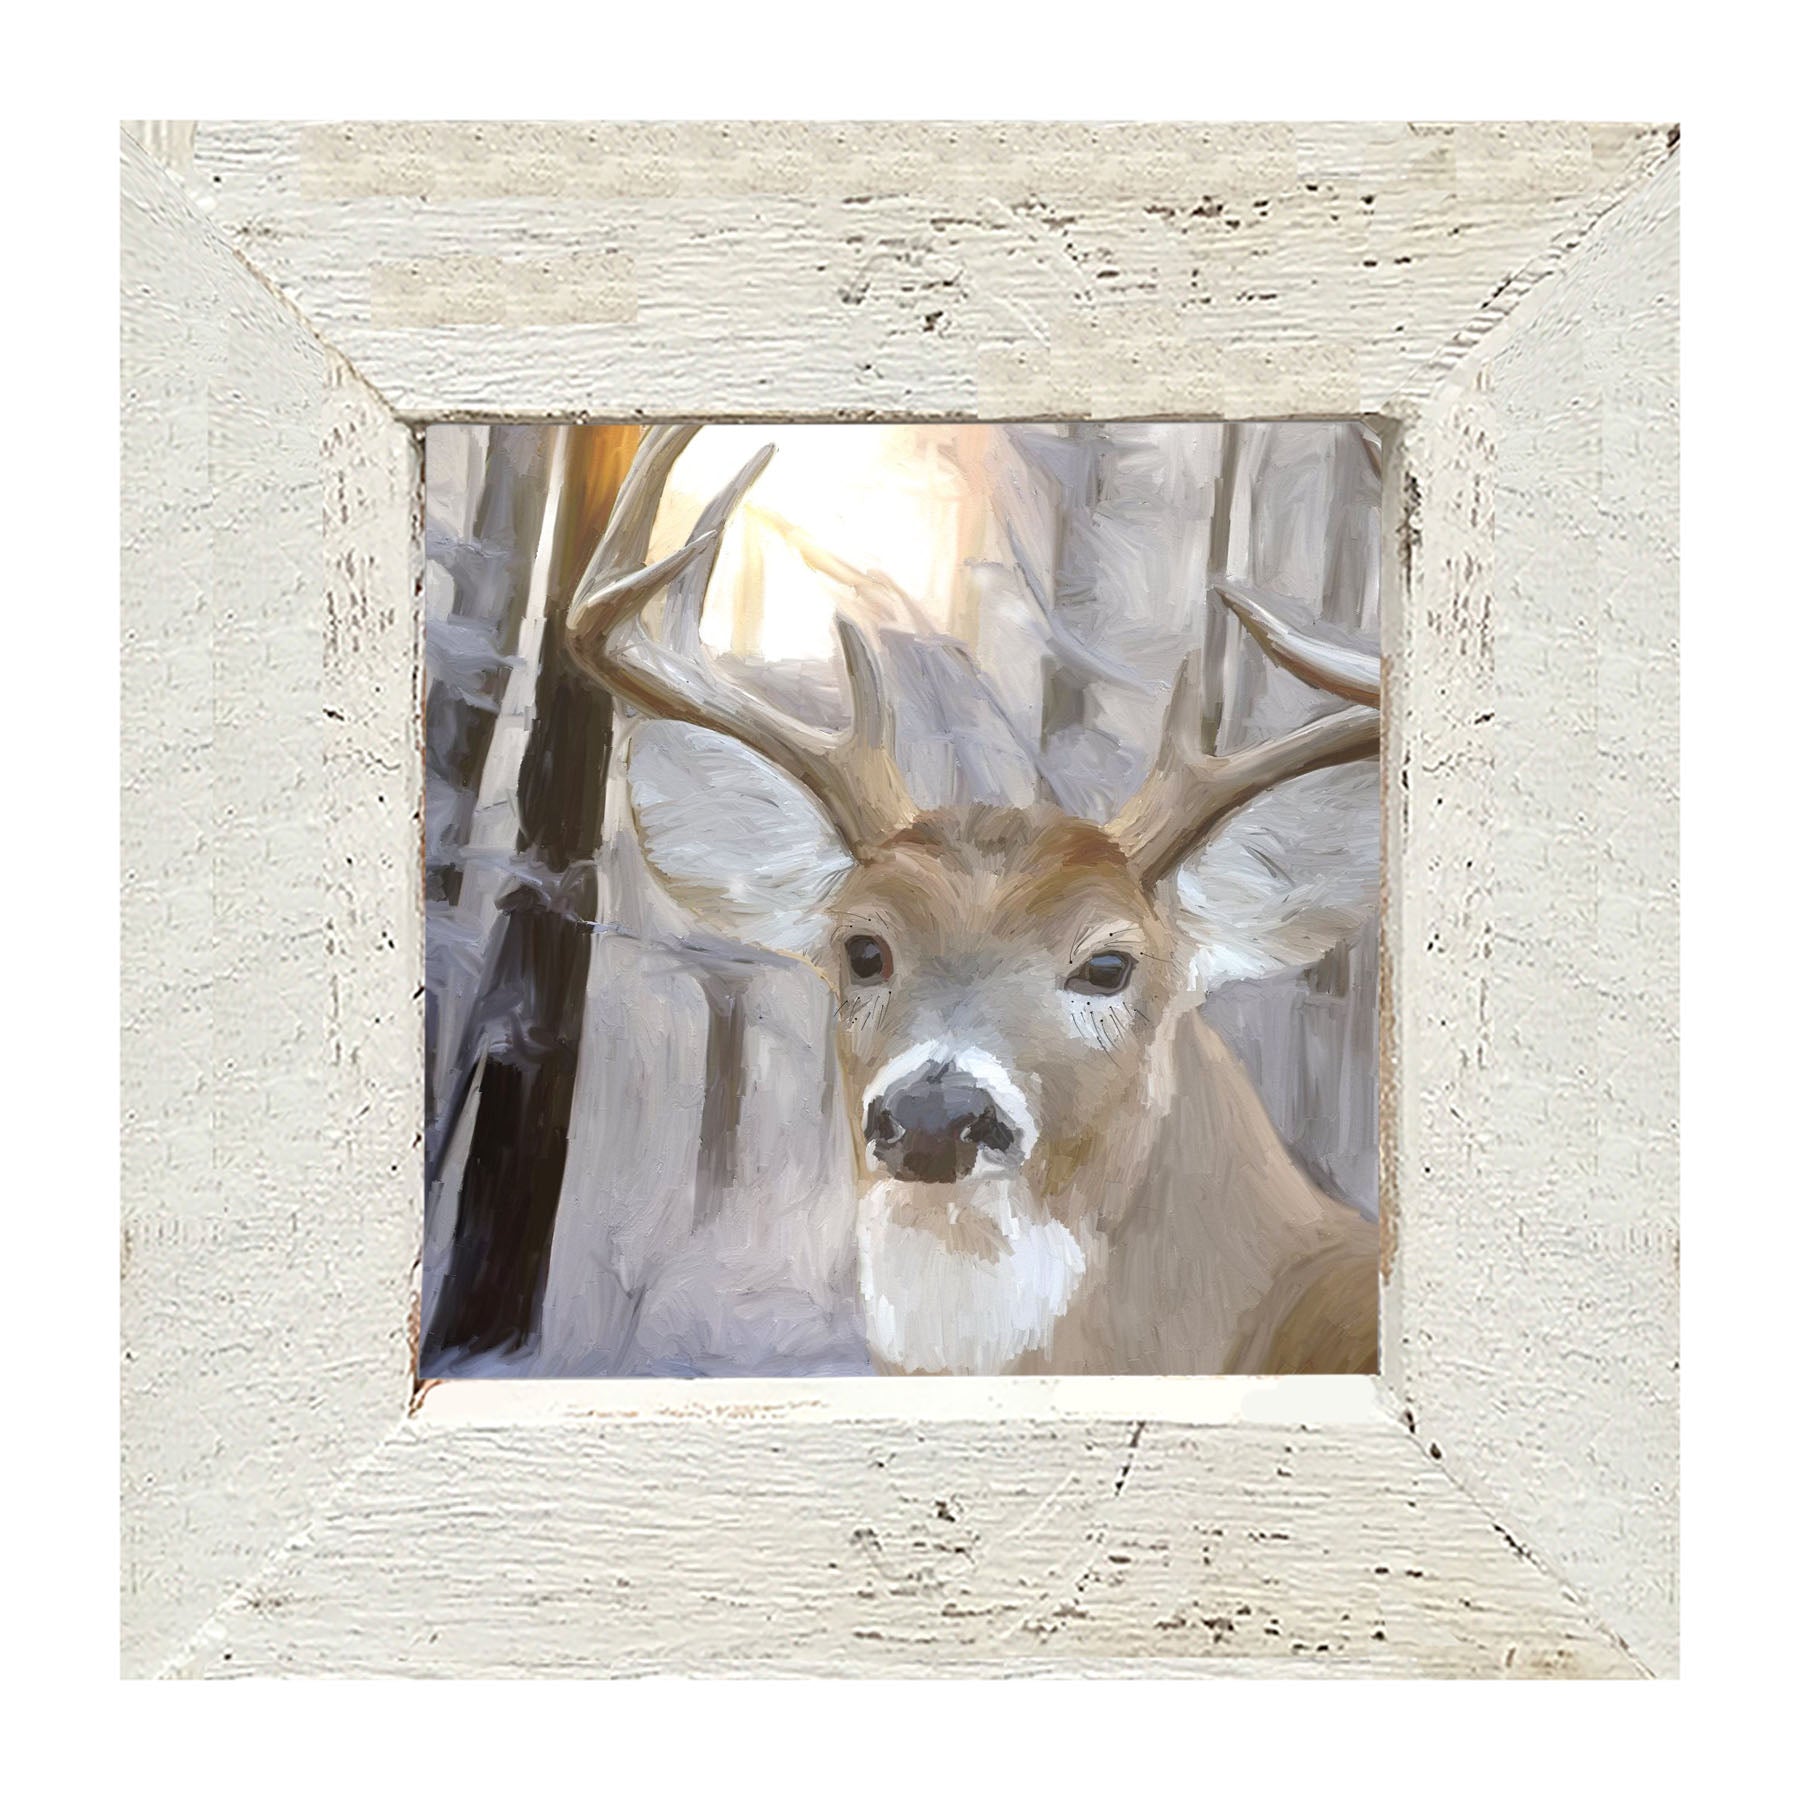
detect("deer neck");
top-left (1055, 1006), bottom-right (1353, 1372)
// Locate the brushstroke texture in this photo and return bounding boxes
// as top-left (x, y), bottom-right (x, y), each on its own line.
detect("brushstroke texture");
top-left (421, 422), bottom-right (1383, 1378)
top-left (423, 426), bottom-right (638, 1362)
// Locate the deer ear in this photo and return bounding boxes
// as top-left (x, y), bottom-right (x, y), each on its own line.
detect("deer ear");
top-left (624, 720), bottom-right (854, 959)
top-left (1171, 763), bottom-right (1379, 997)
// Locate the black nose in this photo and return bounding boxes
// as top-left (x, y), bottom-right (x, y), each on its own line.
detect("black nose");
top-left (864, 1068), bottom-right (1016, 1183)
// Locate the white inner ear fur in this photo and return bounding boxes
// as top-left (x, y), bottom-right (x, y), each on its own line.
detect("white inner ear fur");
top-left (1172, 763), bottom-right (1380, 997)
top-left (626, 720), bottom-right (854, 958)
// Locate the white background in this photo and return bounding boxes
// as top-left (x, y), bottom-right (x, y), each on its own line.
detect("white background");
top-left (2, 7), bottom-right (1776, 1787)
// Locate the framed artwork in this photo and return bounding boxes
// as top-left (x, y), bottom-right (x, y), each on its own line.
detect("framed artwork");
top-left (416, 415), bottom-right (1386, 1385)
top-left (120, 120), bottom-right (1678, 1677)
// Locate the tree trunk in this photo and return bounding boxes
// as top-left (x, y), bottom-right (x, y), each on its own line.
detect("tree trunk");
top-left (423, 424), bottom-right (642, 1363)
top-left (1198, 421), bottom-right (1242, 755)
top-left (693, 966), bottom-right (750, 1230)
top-left (422, 425), bottom-right (551, 1129)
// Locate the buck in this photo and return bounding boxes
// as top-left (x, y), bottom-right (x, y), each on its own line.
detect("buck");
top-left (568, 426), bottom-right (1382, 1377)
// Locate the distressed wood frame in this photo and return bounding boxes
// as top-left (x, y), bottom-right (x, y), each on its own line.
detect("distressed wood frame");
top-left (120, 121), bottom-right (1678, 1678)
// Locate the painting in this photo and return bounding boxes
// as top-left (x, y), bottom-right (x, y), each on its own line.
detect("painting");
top-left (420, 421), bottom-right (1381, 1379)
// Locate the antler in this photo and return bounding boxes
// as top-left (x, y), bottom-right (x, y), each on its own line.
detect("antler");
top-left (566, 425), bottom-right (916, 857)
top-left (1108, 584), bottom-right (1381, 883)
top-left (1212, 579), bottom-right (1380, 708)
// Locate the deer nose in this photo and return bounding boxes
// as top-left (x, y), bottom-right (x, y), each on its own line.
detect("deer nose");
top-left (864, 1068), bottom-right (1016, 1184)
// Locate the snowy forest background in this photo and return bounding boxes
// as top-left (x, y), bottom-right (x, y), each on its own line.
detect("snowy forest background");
top-left (420, 421), bottom-right (1382, 1378)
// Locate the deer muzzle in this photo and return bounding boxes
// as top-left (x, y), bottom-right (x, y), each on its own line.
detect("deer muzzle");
top-left (862, 1059), bottom-right (1028, 1184)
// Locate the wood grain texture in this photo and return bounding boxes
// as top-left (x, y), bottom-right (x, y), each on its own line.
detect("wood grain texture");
top-left (1387, 157), bottom-right (1678, 1673)
top-left (158, 122), bottom-right (1674, 420)
top-left (121, 118), bottom-right (194, 179)
top-left (120, 131), bottom-right (421, 1676)
top-left (172, 1411), bottom-right (1637, 1677)
top-left (118, 120), bottom-right (1678, 1678)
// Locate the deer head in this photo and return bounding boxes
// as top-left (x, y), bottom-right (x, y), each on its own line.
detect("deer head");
top-left (568, 427), bottom-right (1379, 1251)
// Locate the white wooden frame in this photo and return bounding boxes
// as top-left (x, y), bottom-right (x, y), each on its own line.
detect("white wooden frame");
top-left (120, 121), bottom-right (1678, 1678)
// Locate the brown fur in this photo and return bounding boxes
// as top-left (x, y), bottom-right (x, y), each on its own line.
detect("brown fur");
top-left (821, 806), bottom-right (1377, 1377)
top-left (1010, 1006), bottom-right (1376, 1375)
top-left (586, 435), bottom-right (1383, 1378)
top-left (886, 1189), bottom-right (1009, 1260)
top-left (829, 808), bottom-right (1178, 1208)
top-left (1224, 1229), bottom-right (1380, 1374)
top-left (846, 810), bottom-right (1162, 963)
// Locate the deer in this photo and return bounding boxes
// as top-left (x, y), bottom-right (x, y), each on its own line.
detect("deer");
top-left (566, 424), bottom-right (1382, 1377)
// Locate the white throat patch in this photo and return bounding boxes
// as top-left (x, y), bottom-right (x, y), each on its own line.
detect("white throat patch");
top-left (857, 1178), bottom-right (1088, 1375)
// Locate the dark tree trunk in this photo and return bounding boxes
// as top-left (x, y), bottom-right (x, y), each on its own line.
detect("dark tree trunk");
top-left (423, 425), bottom-right (641, 1364)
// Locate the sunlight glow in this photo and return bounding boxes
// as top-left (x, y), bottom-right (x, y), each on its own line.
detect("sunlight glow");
top-left (647, 425), bottom-right (982, 664)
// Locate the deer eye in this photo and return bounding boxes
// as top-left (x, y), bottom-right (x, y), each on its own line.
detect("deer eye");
top-left (1067, 950), bottom-right (1135, 996)
top-left (844, 933), bottom-right (892, 984)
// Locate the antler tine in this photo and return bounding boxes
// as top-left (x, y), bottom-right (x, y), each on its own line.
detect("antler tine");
top-left (834, 613), bottom-right (896, 756)
top-left (573, 423), bottom-right (701, 606)
top-left (1110, 637), bottom-right (1380, 885)
top-left (1215, 579), bottom-right (1381, 708)
top-left (566, 432), bottom-right (915, 856)
top-left (662, 443), bottom-right (776, 658)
